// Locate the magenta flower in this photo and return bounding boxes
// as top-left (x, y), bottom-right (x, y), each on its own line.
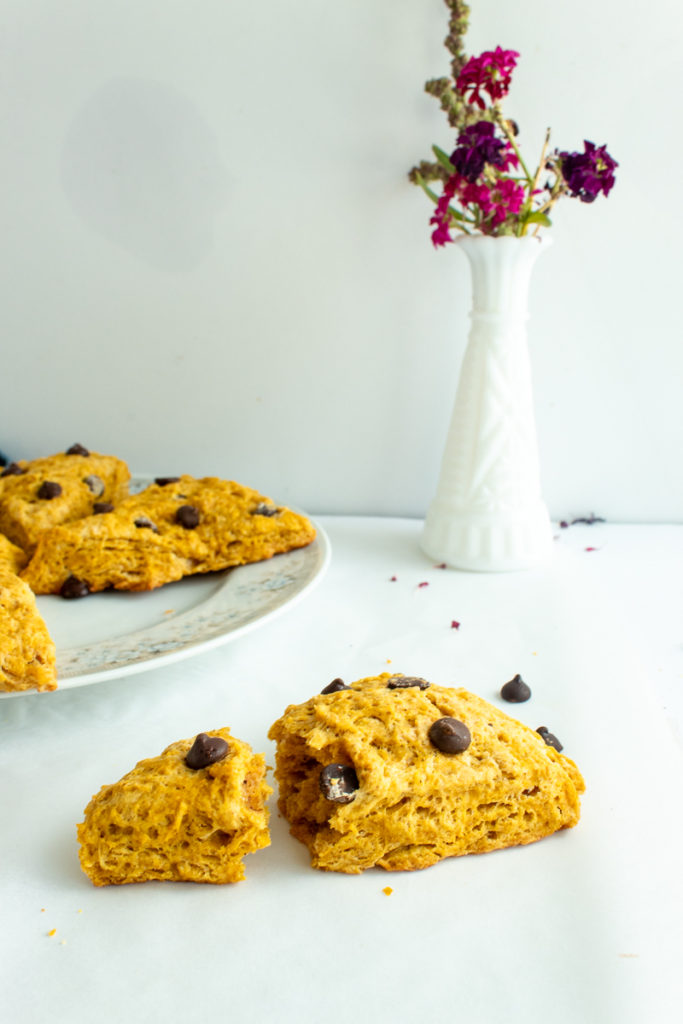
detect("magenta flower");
top-left (558, 141), bottom-right (618, 203)
top-left (429, 177), bottom-right (458, 247)
top-left (488, 178), bottom-right (526, 226)
top-left (456, 47), bottom-right (520, 109)
top-left (450, 121), bottom-right (518, 183)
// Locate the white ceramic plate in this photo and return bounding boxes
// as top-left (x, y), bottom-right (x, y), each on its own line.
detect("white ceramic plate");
top-left (1, 485), bottom-right (330, 695)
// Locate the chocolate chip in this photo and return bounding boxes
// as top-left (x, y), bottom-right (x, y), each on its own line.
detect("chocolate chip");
top-left (60, 576), bottom-right (90, 599)
top-left (537, 727), bottom-right (563, 752)
top-left (428, 717), bottom-right (471, 753)
top-left (155, 476), bottom-right (181, 486)
top-left (319, 763), bottom-right (359, 804)
top-left (0, 462), bottom-right (26, 477)
top-left (92, 502), bottom-right (114, 514)
top-left (252, 503), bottom-right (279, 517)
top-left (175, 505), bottom-right (200, 529)
top-left (83, 474), bottom-right (104, 496)
top-left (37, 481), bottom-right (62, 500)
top-left (185, 733), bottom-right (229, 769)
top-left (66, 443), bottom-right (90, 456)
top-left (387, 675), bottom-right (430, 690)
top-left (321, 678), bottom-right (349, 694)
top-left (134, 516), bottom-right (159, 533)
top-left (500, 674), bottom-right (531, 703)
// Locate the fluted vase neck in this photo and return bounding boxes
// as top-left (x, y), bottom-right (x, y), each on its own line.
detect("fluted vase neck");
top-left (457, 234), bottom-right (551, 320)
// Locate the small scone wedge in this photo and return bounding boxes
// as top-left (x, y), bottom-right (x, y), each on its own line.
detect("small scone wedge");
top-left (0, 445), bottom-right (130, 554)
top-left (0, 568), bottom-right (57, 692)
top-left (77, 729), bottom-right (271, 885)
top-left (23, 475), bottom-right (316, 595)
top-left (268, 673), bottom-right (585, 874)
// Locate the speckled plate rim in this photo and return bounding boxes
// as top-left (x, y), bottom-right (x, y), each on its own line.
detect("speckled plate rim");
top-left (1, 491), bottom-right (330, 697)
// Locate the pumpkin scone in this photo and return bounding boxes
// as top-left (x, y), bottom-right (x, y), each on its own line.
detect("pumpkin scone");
top-left (0, 534), bottom-right (28, 575)
top-left (77, 729), bottom-right (271, 885)
top-left (268, 673), bottom-right (585, 874)
top-left (0, 443), bottom-right (130, 554)
top-left (0, 568), bottom-right (57, 692)
top-left (22, 475), bottom-right (316, 596)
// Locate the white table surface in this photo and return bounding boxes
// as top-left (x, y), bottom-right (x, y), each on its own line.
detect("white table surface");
top-left (2, 517), bottom-right (682, 1024)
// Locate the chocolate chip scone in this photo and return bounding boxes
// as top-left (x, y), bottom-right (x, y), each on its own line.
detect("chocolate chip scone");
top-left (268, 673), bottom-right (585, 874)
top-left (22, 475), bottom-right (316, 595)
top-left (77, 729), bottom-right (271, 885)
top-left (0, 444), bottom-right (130, 554)
top-left (0, 568), bottom-right (57, 692)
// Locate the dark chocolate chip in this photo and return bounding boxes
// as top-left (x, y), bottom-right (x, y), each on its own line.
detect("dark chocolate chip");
top-left (37, 480), bottom-right (62, 500)
top-left (134, 516), bottom-right (159, 533)
top-left (0, 461), bottom-right (26, 477)
top-left (319, 763), bottom-right (359, 804)
top-left (537, 727), bottom-right (563, 752)
top-left (155, 476), bottom-right (181, 486)
top-left (66, 443), bottom-right (90, 456)
top-left (500, 674), bottom-right (531, 703)
top-left (428, 717), bottom-right (471, 754)
top-left (321, 678), bottom-right (349, 694)
top-left (386, 675), bottom-right (430, 690)
top-left (60, 576), bottom-right (90, 599)
top-left (83, 474), bottom-right (104, 496)
top-left (175, 504), bottom-right (200, 529)
top-left (185, 733), bottom-right (229, 769)
top-left (252, 503), bottom-right (279, 517)
top-left (92, 501), bottom-right (114, 514)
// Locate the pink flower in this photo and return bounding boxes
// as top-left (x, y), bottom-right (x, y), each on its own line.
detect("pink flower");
top-left (488, 178), bottom-right (525, 225)
top-left (456, 47), bottom-right (520, 109)
top-left (429, 176), bottom-right (458, 247)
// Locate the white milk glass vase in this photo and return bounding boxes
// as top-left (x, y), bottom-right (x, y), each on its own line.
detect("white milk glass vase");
top-left (421, 234), bottom-right (553, 571)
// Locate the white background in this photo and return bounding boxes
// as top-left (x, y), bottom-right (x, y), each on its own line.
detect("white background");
top-left (1, 0), bottom-right (681, 522)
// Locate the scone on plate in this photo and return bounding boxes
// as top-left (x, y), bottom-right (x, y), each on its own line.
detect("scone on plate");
top-left (22, 475), bottom-right (316, 595)
top-left (77, 729), bottom-right (271, 885)
top-left (0, 444), bottom-right (130, 554)
top-left (0, 568), bottom-right (57, 692)
top-left (268, 673), bottom-right (585, 874)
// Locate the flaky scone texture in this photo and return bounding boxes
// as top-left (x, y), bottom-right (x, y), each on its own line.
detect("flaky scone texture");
top-left (0, 568), bottom-right (56, 692)
top-left (0, 534), bottom-right (28, 575)
top-left (0, 450), bottom-right (130, 554)
top-left (268, 674), bottom-right (585, 874)
top-left (77, 729), bottom-right (272, 886)
top-left (22, 475), bottom-right (316, 594)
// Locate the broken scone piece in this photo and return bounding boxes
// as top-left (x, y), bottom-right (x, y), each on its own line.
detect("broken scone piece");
top-left (268, 673), bottom-right (584, 874)
top-left (77, 729), bottom-right (271, 885)
top-left (0, 568), bottom-right (57, 692)
top-left (23, 475), bottom-right (316, 595)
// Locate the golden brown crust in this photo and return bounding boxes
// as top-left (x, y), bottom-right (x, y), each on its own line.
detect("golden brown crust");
top-left (0, 534), bottom-right (28, 575)
top-left (0, 568), bottom-right (57, 692)
top-left (77, 729), bottom-right (272, 885)
top-left (268, 674), bottom-right (585, 874)
top-left (0, 450), bottom-right (130, 554)
top-left (22, 475), bottom-right (316, 594)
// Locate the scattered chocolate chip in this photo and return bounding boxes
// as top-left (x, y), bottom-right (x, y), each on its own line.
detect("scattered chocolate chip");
top-left (134, 516), bottom-right (159, 533)
top-left (501, 674), bottom-right (531, 703)
top-left (537, 727), bottom-right (563, 752)
top-left (252, 503), bottom-right (279, 517)
top-left (321, 678), bottom-right (349, 694)
top-left (92, 501), bottom-right (114, 514)
top-left (428, 717), bottom-right (471, 754)
top-left (83, 474), bottom-right (104, 496)
top-left (60, 576), bottom-right (90, 599)
top-left (387, 675), bottom-right (430, 690)
top-left (185, 733), bottom-right (229, 770)
top-left (66, 443), bottom-right (89, 456)
top-left (175, 505), bottom-right (200, 529)
top-left (319, 763), bottom-right (359, 804)
top-left (37, 480), bottom-right (62, 500)
top-left (0, 461), bottom-right (26, 477)
top-left (155, 476), bottom-right (181, 486)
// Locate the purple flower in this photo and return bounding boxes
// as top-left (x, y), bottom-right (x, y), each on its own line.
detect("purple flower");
top-left (450, 121), bottom-right (516, 183)
top-left (559, 141), bottom-right (618, 203)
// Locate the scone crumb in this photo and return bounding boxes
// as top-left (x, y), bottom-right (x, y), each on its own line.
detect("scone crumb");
top-left (47, 929), bottom-right (56, 937)
top-left (382, 886), bottom-right (393, 896)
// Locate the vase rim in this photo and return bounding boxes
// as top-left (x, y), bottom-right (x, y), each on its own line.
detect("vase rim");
top-left (456, 233), bottom-right (553, 248)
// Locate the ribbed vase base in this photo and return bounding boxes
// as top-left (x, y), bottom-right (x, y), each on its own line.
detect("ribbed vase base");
top-left (420, 504), bottom-right (553, 572)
